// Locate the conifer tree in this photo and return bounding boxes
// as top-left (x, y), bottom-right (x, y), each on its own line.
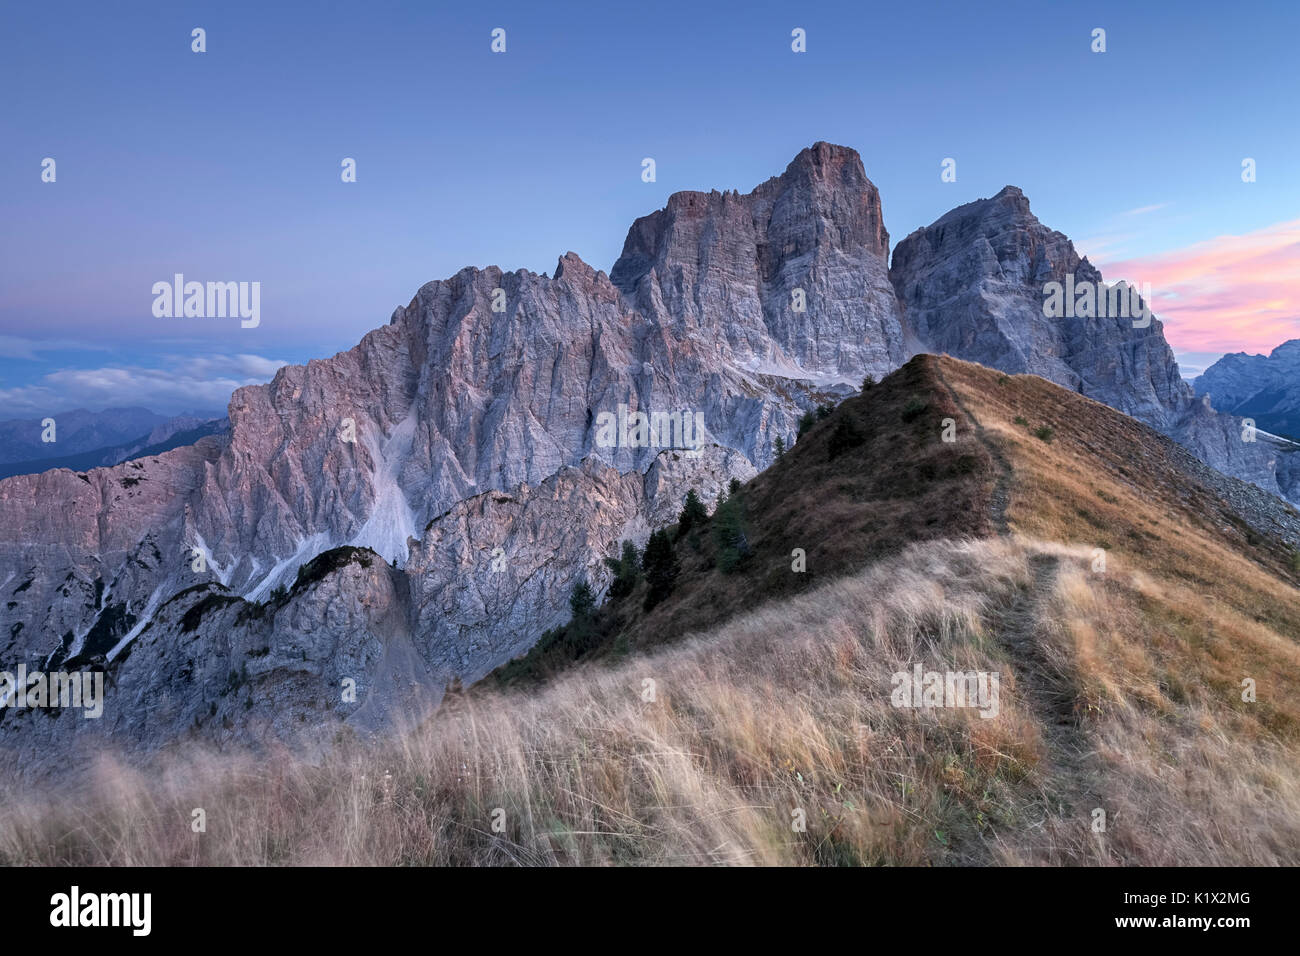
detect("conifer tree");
top-left (678, 488), bottom-right (708, 536)
top-left (642, 529), bottom-right (680, 610)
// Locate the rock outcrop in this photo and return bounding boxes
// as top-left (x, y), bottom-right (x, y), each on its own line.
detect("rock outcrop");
top-left (612, 140), bottom-right (908, 381)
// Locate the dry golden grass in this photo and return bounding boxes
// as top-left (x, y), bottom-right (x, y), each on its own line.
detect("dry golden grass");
top-left (3, 535), bottom-right (1297, 865)
top-left (3, 356), bottom-right (1298, 865)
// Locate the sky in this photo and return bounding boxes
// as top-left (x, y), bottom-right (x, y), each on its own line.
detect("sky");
top-left (2, 0), bottom-right (1298, 416)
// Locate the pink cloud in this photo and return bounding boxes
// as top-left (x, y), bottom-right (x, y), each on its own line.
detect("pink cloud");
top-left (1096, 220), bottom-right (1300, 355)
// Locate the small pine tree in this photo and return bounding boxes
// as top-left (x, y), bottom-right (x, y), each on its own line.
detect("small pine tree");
top-left (604, 540), bottom-right (641, 599)
top-left (678, 488), bottom-right (709, 537)
top-left (797, 410), bottom-right (817, 439)
top-left (565, 577), bottom-right (598, 653)
top-left (862, 373), bottom-right (876, 391)
top-left (569, 577), bottom-right (596, 621)
top-left (773, 436), bottom-right (786, 459)
top-left (712, 493), bottom-right (752, 574)
top-left (728, 477), bottom-right (742, 496)
top-left (622, 539), bottom-right (640, 570)
top-left (642, 529), bottom-right (680, 610)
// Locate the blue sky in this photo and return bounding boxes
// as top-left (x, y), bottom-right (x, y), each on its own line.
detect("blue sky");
top-left (2, 0), bottom-right (1297, 415)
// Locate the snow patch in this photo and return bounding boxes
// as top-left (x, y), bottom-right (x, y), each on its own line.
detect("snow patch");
top-left (234, 413), bottom-right (419, 604)
top-left (107, 583), bottom-right (166, 661)
top-left (44, 573), bottom-right (104, 667)
top-left (191, 532), bottom-right (233, 587)
top-left (243, 531), bottom-right (334, 604)
top-left (1260, 429), bottom-right (1300, 447)
top-left (737, 356), bottom-right (858, 388)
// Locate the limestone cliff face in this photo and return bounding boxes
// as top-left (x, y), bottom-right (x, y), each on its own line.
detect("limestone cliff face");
top-left (889, 186), bottom-right (1298, 501)
top-left (2, 142), bottom-right (1296, 771)
top-left (612, 141), bottom-right (907, 381)
top-left (0, 438), bottom-right (224, 674)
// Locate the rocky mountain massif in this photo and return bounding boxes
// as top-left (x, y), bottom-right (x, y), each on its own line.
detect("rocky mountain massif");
top-left (1195, 339), bottom-right (1300, 440)
top-left (2, 142), bottom-right (1296, 771)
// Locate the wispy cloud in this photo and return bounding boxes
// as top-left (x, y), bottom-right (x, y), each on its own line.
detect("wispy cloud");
top-left (1097, 219), bottom-right (1300, 355)
top-left (1122, 202), bottom-right (1172, 217)
top-left (0, 354), bottom-right (288, 417)
top-left (0, 336), bottom-right (112, 360)
top-left (1073, 233), bottom-right (1138, 263)
top-left (1075, 203), bottom-right (1174, 261)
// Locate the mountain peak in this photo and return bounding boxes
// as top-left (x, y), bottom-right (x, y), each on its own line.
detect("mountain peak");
top-left (553, 250), bottom-right (594, 281)
top-left (781, 140), bottom-right (868, 182)
top-left (918, 184), bottom-right (1035, 234)
top-left (610, 143), bottom-right (890, 297)
top-left (1271, 339), bottom-right (1300, 360)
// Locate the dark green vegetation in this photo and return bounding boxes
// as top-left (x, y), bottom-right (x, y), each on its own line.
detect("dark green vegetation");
top-left (292, 546), bottom-right (376, 592)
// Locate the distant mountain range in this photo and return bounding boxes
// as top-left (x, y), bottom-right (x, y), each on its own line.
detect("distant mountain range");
top-left (1195, 340), bottom-right (1300, 441)
top-left (0, 407), bottom-right (168, 466)
top-left (0, 411), bottom-right (228, 480)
